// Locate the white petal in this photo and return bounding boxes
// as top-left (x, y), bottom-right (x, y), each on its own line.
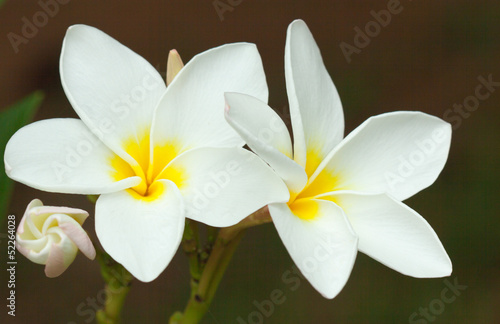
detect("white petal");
top-left (285, 20), bottom-right (344, 175)
top-left (4, 119), bottom-right (140, 195)
top-left (95, 180), bottom-right (185, 282)
top-left (225, 93), bottom-right (293, 157)
top-left (269, 200), bottom-right (358, 299)
top-left (44, 233), bottom-right (78, 278)
top-left (152, 43), bottom-right (268, 151)
top-left (165, 147), bottom-right (289, 227)
top-left (224, 92), bottom-right (308, 194)
top-left (60, 24), bottom-right (166, 166)
top-left (16, 199), bottom-right (43, 239)
top-left (303, 112), bottom-right (452, 201)
top-left (26, 199), bottom-right (43, 213)
top-left (59, 221), bottom-right (96, 260)
top-left (32, 205), bottom-right (89, 225)
top-left (16, 236), bottom-right (49, 264)
top-left (325, 192), bottom-right (452, 277)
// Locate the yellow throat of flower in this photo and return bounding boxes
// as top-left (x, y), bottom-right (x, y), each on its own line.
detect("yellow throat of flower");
top-left (109, 132), bottom-right (185, 201)
top-left (109, 49), bottom-right (186, 201)
top-left (287, 147), bottom-right (345, 221)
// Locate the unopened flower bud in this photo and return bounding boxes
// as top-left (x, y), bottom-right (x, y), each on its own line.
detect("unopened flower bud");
top-left (166, 49), bottom-right (184, 85)
top-left (16, 199), bottom-right (96, 277)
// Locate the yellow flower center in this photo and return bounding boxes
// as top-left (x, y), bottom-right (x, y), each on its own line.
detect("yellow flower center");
top-left (109, 131), bottom-right (185, 200)
top-left (288, 198), bottom-right (319, 220)
top-left (288, 148), bottom-right (346, 220)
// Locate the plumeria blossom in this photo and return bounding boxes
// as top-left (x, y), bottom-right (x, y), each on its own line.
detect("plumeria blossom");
top-left (16, 199), bottom-right (95, 278)
top-left (225, 19), bottom-right (452, 298)
top-left (5, 25), bottom-right (289, 281)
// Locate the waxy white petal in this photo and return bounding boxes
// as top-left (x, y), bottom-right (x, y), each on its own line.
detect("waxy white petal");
top-left (285, 20), bottom-right (344, 175)
top-left (60, 24), bottom-right (166, 167)
top-left (95, 180), bottom-right (185, 282)
top-left (269, 200), bottom-right (358, 299)
top-left (4, 119), bottom-right (140, 195)
top-left (59, 221), bottom-right (96, 260)
top-left (43, 229), bottom-right (79, 278)
top-left (152, 43), bottom-right (268, 152)
top-left (17, 199), bottom-right (44, 240)
top-left (166, 147), bottom-right (289, 227)
top-left (224, 92), bottom-right (308, 194)
top-left (16, 235), bottom-right (50, 264)
top-left (324, 192), bottom-right (452, 277)
top-left (29, 206), bottom-right (89, 226)
top-left (304, 112), bottom-right (451, 201)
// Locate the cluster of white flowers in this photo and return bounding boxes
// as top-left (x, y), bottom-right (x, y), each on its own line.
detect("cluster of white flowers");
top-left (7, 19), bottom-right (451, 298)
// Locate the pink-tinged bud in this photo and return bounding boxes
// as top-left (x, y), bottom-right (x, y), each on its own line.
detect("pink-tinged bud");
top-left (16, 199), bottom-right (96, 278)
top-left (166, 49), bottom-right (184, 85)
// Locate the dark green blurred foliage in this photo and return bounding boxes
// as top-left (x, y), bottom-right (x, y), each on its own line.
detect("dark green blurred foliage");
top-left (0, 91), bottom-right (43, 218)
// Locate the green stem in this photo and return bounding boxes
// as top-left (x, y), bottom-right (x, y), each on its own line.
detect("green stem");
top-left (206, 226), bottom-right (218, 248)
top-left (183, 220), bottom-right (201, 281)
top-left (204, 230), bottom-right (244, 304)
top-left (95, 249), bottom-right (134, 324)
top-left (170, 206), bottom-right (271, 324)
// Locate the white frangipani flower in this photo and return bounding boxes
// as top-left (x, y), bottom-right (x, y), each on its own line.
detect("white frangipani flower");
top-left (5, 25), bottom-right (289, 282)
top-left (16, 199), bottom-right (95, 278)
top-left (225, 19), bottom-right (452, 298)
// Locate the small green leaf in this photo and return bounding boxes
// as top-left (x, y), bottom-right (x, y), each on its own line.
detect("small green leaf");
top-left (0, 91), bottom-right (43, 217)
top-left (0, 0), bottom-right (6, 8)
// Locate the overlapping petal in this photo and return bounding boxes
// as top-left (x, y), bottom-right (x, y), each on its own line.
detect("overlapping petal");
top-left (302, 112), bottom-right (452, 201)
top-left (7, 22), bottom-right (319, 284)
top-left (164, 147), bottom-right (289, 227)
top-left (4, 119), bottom-right (140, 195)
top-left (269, 200), bottom-right (358, 299)
top-left (222, 19), bottom-right (453, 299)
top-left (16, 199), bottom-right (95, 277)
top-left (224, 92), bottom-right (307, 194)
top-left (95, 180), bottom-right (185, 282)
top-left (58, 223), bottom-right (96, 262)
top-left (285, 20), bottom-right (344, 175)
top-left (60, 24), bottom-right (166, 168)
top-left (42, 229), bottom-right (80, 278)
top-left (152, 43), bottom-right (269, 153)
top-left (322, 192), bottom-right (452, 277)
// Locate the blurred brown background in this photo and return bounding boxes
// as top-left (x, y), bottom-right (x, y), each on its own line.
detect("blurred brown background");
top-left (1, 0), bottom-right (499, 323)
